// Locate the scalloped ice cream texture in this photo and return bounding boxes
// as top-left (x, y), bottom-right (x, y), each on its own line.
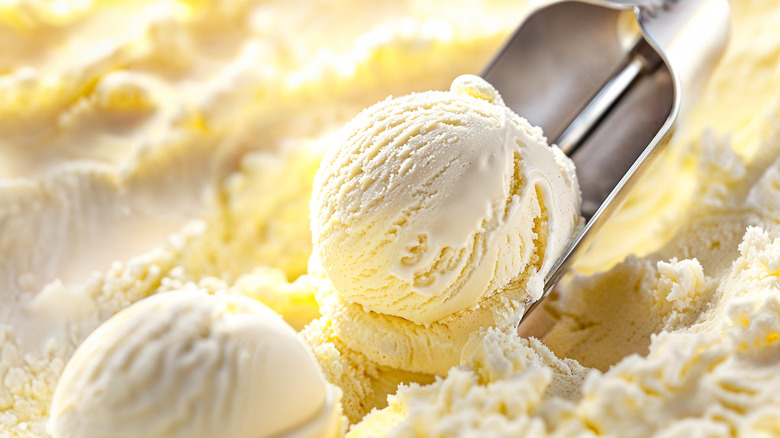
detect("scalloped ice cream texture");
top-left (47, 290), bottom-right (343, 438)
top-left (2, 0), bottom-right (780, 437)
top-left (310, 74), bottom-right (581, 325)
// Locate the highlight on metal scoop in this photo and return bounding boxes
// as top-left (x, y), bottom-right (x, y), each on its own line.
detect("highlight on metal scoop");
top-left (481, 0), bottom-right (730, 322)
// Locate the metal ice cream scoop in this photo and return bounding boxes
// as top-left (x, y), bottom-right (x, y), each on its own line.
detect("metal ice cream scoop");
top-left (481, 0), bottom-right (730, 321)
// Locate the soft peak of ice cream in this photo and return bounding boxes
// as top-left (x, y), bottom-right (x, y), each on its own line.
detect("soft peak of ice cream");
top-left (311, 74), bottom-right (580, 325)
top-left (47, 290), bottom-right (342, 438)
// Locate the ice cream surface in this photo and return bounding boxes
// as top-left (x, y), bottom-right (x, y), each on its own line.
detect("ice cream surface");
top-left (47, 290), bottom-right (343, 438)
top-left (347, 328), bottom-right (589, 437)
top-left (2, 0), bottom-right (780, 437)
top-left (311, 74), bottom-right (581, 325)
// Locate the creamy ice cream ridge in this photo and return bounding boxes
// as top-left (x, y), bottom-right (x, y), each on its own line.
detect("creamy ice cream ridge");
top-left (47, 291), bottom-right (343, 438)
top-left (311, 74), bottom-right (582, 325)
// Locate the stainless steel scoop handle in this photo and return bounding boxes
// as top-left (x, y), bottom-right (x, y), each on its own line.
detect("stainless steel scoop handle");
top-left (481, 0), bottom-right (729, 321)
top-left (555, 36), bottom-right (664, 156)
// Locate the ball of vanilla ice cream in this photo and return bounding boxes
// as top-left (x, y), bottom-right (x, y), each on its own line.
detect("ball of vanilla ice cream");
top-left (47, 290), bottom-right (342, 438)
top-left (311, 74), bottom-right (581, 325)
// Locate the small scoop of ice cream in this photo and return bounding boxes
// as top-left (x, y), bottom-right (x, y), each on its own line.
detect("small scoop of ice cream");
top-left (310, 74), bottom-right (581, 325)
top-left (47, 290), bottom-right (342, 438)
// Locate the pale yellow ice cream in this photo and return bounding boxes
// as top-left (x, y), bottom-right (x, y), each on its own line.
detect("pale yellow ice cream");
top-left (2, 0), bottom-right (780, 437)
top-left (347, 328), bottom-right (589, 438)
top-left (311, 74), bottom-right (580, 325)
top-left (305, 74), bottom-right (580, 420)
top-left (301, 314), bottom-right (437, 425)
top-left (47, 290), bottom-right (343, 438)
